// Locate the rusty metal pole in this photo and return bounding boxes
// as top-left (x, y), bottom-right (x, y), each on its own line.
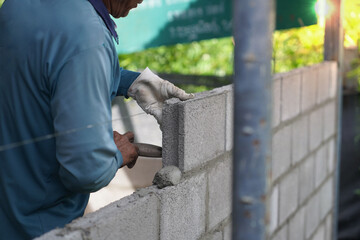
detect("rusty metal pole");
top-left (324, 0), bottom-right (343, 239)
top-left (232, 0), bottom-right (275, 239)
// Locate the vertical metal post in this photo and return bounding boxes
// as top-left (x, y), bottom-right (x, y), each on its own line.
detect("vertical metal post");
top-left (232, 0), bottom-right (275, 239)
top-left (324, 0), bottom-right (343, 240)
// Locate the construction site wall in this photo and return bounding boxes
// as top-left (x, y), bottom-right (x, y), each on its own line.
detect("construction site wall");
top-left (36, 61), bottom-right (338, 240)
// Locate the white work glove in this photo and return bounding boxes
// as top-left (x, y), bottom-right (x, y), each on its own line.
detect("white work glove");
top-left (128, 67), bottom-right (194, 125)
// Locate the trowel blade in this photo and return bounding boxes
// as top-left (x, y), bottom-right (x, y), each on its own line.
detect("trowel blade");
top-left (134, 143), bottom-right (162, 158)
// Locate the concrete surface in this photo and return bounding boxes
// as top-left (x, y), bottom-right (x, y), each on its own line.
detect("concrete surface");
top-left (158, 172), bottom-right (207, 240)
top-left (208, 155), bottom-right (232, 230)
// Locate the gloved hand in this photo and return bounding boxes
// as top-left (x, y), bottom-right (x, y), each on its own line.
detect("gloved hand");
top-left (128, 67), bottom-right (194, 125)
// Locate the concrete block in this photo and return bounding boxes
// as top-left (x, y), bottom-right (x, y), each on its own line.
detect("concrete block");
top-left (312, 224), bottom-right (325, 240)
top-left (225, 86), bottom-right (234, 151)
top-left (273, 78), bottom-right (281, 127)
top-left (317, 63), bottom-right (331, 104)
top-left (319, 179), bottom-right (333, 221)
top-left (272, 125), bottom-right (292, 181)
top-left (327, 139), bottom-right (335, 174)
top-left (299, 155), bottom-right (315, 204)
top-left (329, 61), bottom-right (338, 98)
top-left (69, 193), bottom-right (159, 240)
top-left (291, 115), bottom-right (309, 164)
top-left (159, 172), bottom-right (206, 240)
top-left (35, 229), bottom-right (83, 240)
top-left (325, 214), bottom-right (333, 240)
top-left (178, 93), bottom-right (227, 172)
top-left (301, 66), bottom-right (318, 112)
top-left (208, 156), bottom-right (232, 229)
top-left (205, 231), bottom-right (222, 240)
top-left (279, 169), bottom-right (299, 224)
top-left (223, 222), bottom-right (232, 240)
top-left (272, 225), bottom-right (287, 240)
top-left (281, 73), bottom-right (301, 121)
top-left (323, 101), bottom-right (337, 140)
top-left (289, 207), bottom-right (305, 240)
top-left (305, 193), bottom-right (320, 239)
top-left (270, 185), bottom-right (279, 234)
top-left (162, 98), bottom-right (181, 167)
top-left (309, 108), bottom-right (323, 151)
top-left (315, 146), bottom-right (327, 188)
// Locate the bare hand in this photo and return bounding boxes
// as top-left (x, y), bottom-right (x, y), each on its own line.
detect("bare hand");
top-left (113, 131), bottom-right (139, 169)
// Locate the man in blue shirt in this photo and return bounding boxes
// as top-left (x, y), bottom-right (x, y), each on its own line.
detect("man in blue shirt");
top-left (0, 0), bottom-right (192, 239)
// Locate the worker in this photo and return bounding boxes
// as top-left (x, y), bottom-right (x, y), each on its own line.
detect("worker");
top-left (0, 0), bottom-right (193, 239)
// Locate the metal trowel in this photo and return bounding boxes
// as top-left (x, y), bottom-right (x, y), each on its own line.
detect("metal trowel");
top-left (133, 143), bottom-right (162, 158)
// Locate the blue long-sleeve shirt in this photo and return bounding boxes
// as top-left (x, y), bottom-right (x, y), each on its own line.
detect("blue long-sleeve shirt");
top-left (0, 0), bottom-right (140, 239)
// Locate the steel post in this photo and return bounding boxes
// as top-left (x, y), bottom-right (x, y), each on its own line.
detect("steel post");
top-left (232, 0), bottom-right (275, 239)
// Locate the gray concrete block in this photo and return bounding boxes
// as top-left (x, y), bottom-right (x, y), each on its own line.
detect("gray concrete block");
top-left (312, 224), bottom-right (325, 240)
top-left (319, 179), bottom-right (333, 221)
top-left (301, 66), bottom-right (318, 112)
top-left (225, 86), bottom-right (234, 151)
top-left (273, 78), bottom-right (281, 127)
top-left (305, 193), bottom-right (320, 239)
top-left (329, 61), bottom-right (338, 99)
top-left (279, 169), bottom-right (299, 224)
top-left (292, 115), bottom-right (309, 164)
top-left (35, 229), bottom-right (83, 240)
top-left (272, 225), bottom-right (287, 240)
top-left (272, 125), bottom-right (292, 181)
top-left (223, 222), bottom-right (232, 240)
top-left (327, 139), bottom-right (336, 174)
top-left (309, 108), bottom-right (323, 151)
top-left (159, 172), bottom-right (206, 240)
top-left (270, 185), bottom-right (279, 234)
top-left (162, 98), bottom-right (181, 167)
top-left (205, 231), bottom-right (223, 240)
top-left (325, 214), bottom-right (333, 240)
top-left (281, 73), bottom-right (301, 121)
top-left (68, 193), bottom-right (159, 240)
top-left (317, 63), bottom-right (331, 104)
top-left (178, 93), bottom-right (227, 172)
top-left (299, 155), bottom-right (315, 204)
top-left (289, 207), bottom-right (305, 240)
top-left (208, 156), bottom-right (232, 230)
top-left (315, 146), bottom-right (327, 188)
top-left (323, 101), bottom-right (337, 140)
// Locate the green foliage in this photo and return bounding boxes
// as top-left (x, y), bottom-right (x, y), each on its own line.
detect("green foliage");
top-left (343, 0), bottom-right (360, 90)
top-left (119, 24), bottom-right (325, 83)
top-left (273, 25), bottom-right (324, 73)
top-left (347, 54), bottom-right (360, 91)
top-left (343, 0), bottom-right (360, 47)
top-left (119, 38), bottom-right (233, 76)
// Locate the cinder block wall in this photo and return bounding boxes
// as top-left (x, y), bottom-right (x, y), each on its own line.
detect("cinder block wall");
top-left (37, 61), bottom-right (338, 240)
top-left (270, 61), bottom-right (338, 240)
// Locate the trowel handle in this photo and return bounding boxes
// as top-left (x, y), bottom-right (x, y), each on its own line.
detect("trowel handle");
top-left (133, 143), bottom-right (162, 158)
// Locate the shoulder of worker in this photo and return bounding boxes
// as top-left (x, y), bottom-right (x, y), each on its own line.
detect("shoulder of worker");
top-left (2, 0), bottom-right (115, 57)
top-left (49, 0), bottom-right (116, 54)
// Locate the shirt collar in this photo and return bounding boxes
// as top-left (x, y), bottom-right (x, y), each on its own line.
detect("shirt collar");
top-left (88, 0), bottom-right (119, 44)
